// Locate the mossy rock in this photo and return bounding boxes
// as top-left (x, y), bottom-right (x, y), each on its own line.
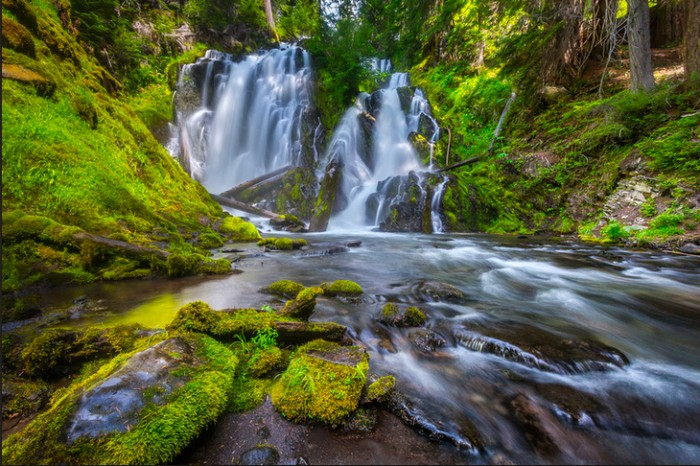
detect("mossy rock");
top-left (259, 279), bottom-right (305, 299)
top-left (1, 15), bottom-right (36, 58)
top-left (364, 375), bottom-right (395, 404)
top-left (378, 303), bottom-right (427, 327)
top-left (247, 346), bottom-right (284, 378)
top-left (320, 280), bottom-right (363, 297)
top-left (218, 216), bottom-right (261, 242)
top-left (1, 375), bottom-right (51, 420)
top-left (271, 339), bottom-right (369, 426)
top-left (196, 232), bottom-right (225, 249)
top-left (166, 253), bottom-right (230, 277)
top-left (168, 301), bottom-right (277, 340)
top-left (281, 286), bottom-right (323, 320)
top-left (2, 334), bottom-right (238, 465)
top-left (19, 325), bottom-right (144, 379)
top-left (257, 237), bottom-right (307, 251)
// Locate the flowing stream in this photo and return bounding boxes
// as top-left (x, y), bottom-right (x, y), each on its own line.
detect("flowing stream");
top-left (29, 232), bottom-right (700, 464)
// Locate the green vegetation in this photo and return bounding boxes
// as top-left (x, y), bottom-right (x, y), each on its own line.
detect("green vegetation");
top-left (378, 303), bottom-right (427, 327)
top-left (259, 279), bottom-right (306, 299)
top-left (364, 375), bottom-right (396, 404)
top-left (320, 280), bottom-right (363, 297)
top-left (271, 339), bottom-right (369, 426)
top-left (258, 237), bottom-right (308, 250)
top-left (1, 333), bottom-right (238, 465)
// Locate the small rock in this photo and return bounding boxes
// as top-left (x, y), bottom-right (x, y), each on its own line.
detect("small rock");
top-left (679, 243), bottom-right (700, 255)
top-left (238, 446), bottom-right (280, 465)
top-left (408, 329), bottom-right (446, 353)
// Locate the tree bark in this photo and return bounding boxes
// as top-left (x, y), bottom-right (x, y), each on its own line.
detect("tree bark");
top-left (683, 0), bottom-right (700, 80)
top-left (210, 193), bottom-right (279, 219)
top-left (218, 165), bottom-right (292, 199)
top-left (264, 0), bottom-right (279, 42)
top-left (627, 0), bottom-right (656, 92)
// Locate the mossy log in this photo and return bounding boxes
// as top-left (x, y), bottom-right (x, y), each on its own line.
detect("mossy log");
top-left (219, 165), bottom-right (293, 198)
top-left (274, 321), bottom-right (348, 345)
top-left (73, 231), bottom-right (170, 259)
top-left (210, 193), bottom-right (279, 219)
top-left (438, 156), bottom-right (481, 172)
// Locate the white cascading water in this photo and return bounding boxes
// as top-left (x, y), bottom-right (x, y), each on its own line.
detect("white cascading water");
top-left (174, 45), bottom-right (314, 194)
top-left (328, 69), bottom-right (447, 231)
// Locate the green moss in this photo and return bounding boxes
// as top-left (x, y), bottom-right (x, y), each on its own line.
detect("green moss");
top-left (404, 306), bottom-right (427, 327)
top-left (271, 339), bottom-right (369, 426)
top-left (364, 376), bottom-right (395, 404)
top-left (168, 301), bottom-right (278, 341)
top-left (228, 377), bottom-right (270, 413)
top-left (219, 216), bottom-right (261, 242)
top-left (378, 303), bottom-right (427, 327)
top-left (259, 279), bottom-right (305, 299)
top-left (2, 333), bottom-right (237, 465)
top-left (380, 303), bottom-right (399, 322)
top-left (248, 346), bottom-right (284, 378)
top-left (197, 232), bottom-right (225, 249)
top-left (1, 375), bottom-right (51, 420)
top-left (21, 329), bottom-right (76, 378)
top-left (320, 280), bottom-right (363, 297)
top-left (281, 286), bottom-right (323, 320)
top-left (257, 237), bottom-right (307, 251)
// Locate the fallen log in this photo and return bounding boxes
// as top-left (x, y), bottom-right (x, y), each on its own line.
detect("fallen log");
top-left (274, 320), bottom-right (348, 345)
top-left (438, 156), bottom-right (481, 172)
top-left (73, 232), bottom-right (170, 259)
top-left (210, 193), bottom-right (279, 219)
top-left (219, 165), bottom-right (293, 198)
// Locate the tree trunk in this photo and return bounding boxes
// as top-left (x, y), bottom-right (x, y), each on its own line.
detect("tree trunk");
top-left (683, 0), bottom-right (700, 80)
top-left (627, 0), bottom-right (656, 92)
top-left (264, 0), bottom-right (279, 42)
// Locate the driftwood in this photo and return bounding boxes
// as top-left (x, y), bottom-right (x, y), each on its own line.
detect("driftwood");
top-left (438, 156), bottom-right (481, 172)
top-left (210, 193), bottom-right (279, 219)
top-left (73, 232), bottom-right (170, 259)
top-left (219, 165), bottom-right (293, 198)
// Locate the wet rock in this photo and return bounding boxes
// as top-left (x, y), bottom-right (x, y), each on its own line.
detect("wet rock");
top-left (281, 287), bottom-right (322, 320)
top-left (2, 335), bottom-right (238, 465)
top-left (67, 337), bottom-right (198, 442)
top-left (680, 242), bottom-right (700, 255)
top-left (346, 240), bottom-right (362, 248)
top-left (603, 175), bottom-right (658, 228)
top-left (533, 383), bottom-right (608, 427)
top-left (412, 280), bottom-right (468, 304)
top-left (385, 389), bottom-right (482, 451)
top-left (341, 407), bottom-right (379, 434)
top-left (310, 157), bottom-right (343, 232)
top-left (176, 397), bottom-right (309, 466)
top-left (377, 303), bottom-right (428, 327)
top-left (269, 214), bottom-right (307, 233)
top-left (453, 318), bottom-right (629, 374)
top-left (408, 329), bottom-right (447, 353)
top-left (239, 446), bottom-right (280, 465)
top-left (506, 394), bottom-right (561, 459)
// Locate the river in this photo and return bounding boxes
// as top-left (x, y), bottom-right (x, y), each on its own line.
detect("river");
top-left (24, 230), bottom-right (700, 464)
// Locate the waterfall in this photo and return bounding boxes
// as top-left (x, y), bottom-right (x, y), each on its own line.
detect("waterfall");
top-left (326, 67), bottom-right (443, 232)
top-left (431, 176), bottom-right (449, 233)
top-left (172, 45), bottom-right (315, 195)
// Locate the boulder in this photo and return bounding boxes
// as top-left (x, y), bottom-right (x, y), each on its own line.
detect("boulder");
top-left (271, 340), bottom-right (369, 426)
top-left (1, 334), bottom-right (238, 465)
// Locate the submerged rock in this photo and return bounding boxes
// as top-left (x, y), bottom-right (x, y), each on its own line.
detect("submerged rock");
top-left (452, 318), bottom-right (629, 374)
top-left (408, 329), bottom-right (447, 353)
top-left (377, 303), bottom-right (428, 327)
top-left (412, 280), bottom-right (468, 304)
